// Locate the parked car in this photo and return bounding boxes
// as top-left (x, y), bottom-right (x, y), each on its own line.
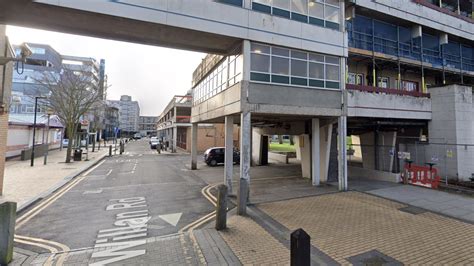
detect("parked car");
top-left (204, 147), bottom-right (240, 166)
top-left (62, 139), bottom-right (69, 148)
top-left (133, 133), bottom-right (142, 140)
top-left (150, 137), bottom-right (160, 149)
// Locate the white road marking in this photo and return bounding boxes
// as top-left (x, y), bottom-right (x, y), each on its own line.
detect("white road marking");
top-left (158, 213), bottom-right (182, 227)
top-left (106, 169), bottom-right (113, 176)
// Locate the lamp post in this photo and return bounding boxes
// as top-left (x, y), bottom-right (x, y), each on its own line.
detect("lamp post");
top-left (30, 96), bottom-right (46, 167)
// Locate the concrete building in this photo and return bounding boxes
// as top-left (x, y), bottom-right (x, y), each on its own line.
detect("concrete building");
top-left (107, 95), bottom-right (140, 137)
top-left (1, 0), bottom-right (473, 211)
top-left (138, 116), bottom-right (158, 137)
top-left (157, 95), bottom-right (239, 153)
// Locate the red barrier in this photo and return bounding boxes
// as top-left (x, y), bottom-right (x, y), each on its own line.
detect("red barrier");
top-left (403, 164), bottom-right (441, 189)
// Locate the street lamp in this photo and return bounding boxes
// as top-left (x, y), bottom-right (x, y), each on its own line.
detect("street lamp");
top-left (43, 107), bottom-right (54, 165)
top-left (31, 96), bottom-right (47, 167)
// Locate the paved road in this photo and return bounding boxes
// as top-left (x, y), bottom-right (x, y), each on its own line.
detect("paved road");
top-left (14, 140), bottom-right (216, 265)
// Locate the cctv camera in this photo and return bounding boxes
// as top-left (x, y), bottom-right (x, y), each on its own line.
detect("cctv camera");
top-left (20, 43), bottom-right (33, 61)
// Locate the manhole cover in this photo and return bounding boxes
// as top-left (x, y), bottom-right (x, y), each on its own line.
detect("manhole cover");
top-left (399, 206), bottom-right (427, 215)
top-left (347, 250), bottom-right (402, 266)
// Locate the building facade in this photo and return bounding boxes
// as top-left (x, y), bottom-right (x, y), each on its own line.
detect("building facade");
top-left (157, 95), bottom-right (239, 153)
top-left (138, 116), bottom-right (158, 136)
top-left (107, 95), bottom-right (140, 136)
top-left (103, 105), bottom-right (119, 141)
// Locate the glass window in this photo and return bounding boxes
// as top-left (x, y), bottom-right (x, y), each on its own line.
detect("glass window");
top-left (309, 62), bottom-right (324, 79)
top-left (309, 53), bottom-right (325, 62)
top-left (326, 56), bottom-right (339, 64)
top-left (291, 59), bottom-right (307, 77)
top-left (291, 50), bottom-right (307, 59)
top-left (251, 43), bottom-right (270, 54)
top-left (291, 0), bottom-right (308, 14)
top-left (272, 56), bottom-right (289, 75)
top-left (325, 65), bottom-right (339, 81)
top-left (324, 0), bottom-right (338, 6)
top-left (272, 47), bottom-right (290, 57)
top-left (325, 5), bottom-right (339, 23)
top-left (251, 53), bottom-right (270, 72)
top-left (308, 1), bottom-right (324, 18)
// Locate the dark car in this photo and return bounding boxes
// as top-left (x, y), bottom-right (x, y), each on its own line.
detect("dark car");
top-left (204, 147), bottom-right (240, 166)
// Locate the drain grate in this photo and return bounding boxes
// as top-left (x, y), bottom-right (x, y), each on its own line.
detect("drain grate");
top-left (347, 250), bottom-right (402, 266)
top-left (399, 206), bottom-right (427, 215)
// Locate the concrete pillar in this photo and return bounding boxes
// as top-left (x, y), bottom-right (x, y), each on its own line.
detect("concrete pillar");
top-left (319, 124), bottom-right (333, 183)
top-left (299, 135), bottom-right (311, 179)
top-left (251, 128), bottom-right (262, 165)
top-left (359, 131), bottom-right (375, 170)
top-left (191, 123), bottom-right (198, 170)
top-left (224, 116), bottom-right (234, 194)
top-left (172, 126), bottom-right (177, 153)
top-left (238, 112), bottom-right (251, 215)
top-left (338, 116), bottom-right (348, 191)
top-left (0, 25), bottom-right (13, 196)
top-left (311, 118), bottom-right (320, 186)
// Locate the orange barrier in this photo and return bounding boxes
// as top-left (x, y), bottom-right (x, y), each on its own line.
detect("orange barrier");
top-left (403, 164), bottom-right (441, 189)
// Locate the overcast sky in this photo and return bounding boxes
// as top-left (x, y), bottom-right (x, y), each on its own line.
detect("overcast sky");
top-left (6, 25), bottom-right (205, 116)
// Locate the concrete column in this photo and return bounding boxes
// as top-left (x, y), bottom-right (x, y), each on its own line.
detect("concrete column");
top-left (319, 124), bottom-right (333, 183)
top-left (251, 128), bottom-right (262, 165)
top-left (224, 116), bottom-right (234, 194)
top-left (359, 131), bottom-right (375, 170)
top-left (172, 126), bottom-right (177, 153)
top-left (311, 118), bottom-right (320, 186)
top-left (191, 123), bottom-right (198, 170)
top-left (299, 135), bottom-right (311, 179)
top-left (0, 25), bottom-right (13, 196)
top-left (238, 112), bottom-right (251, 215)
top-left (338, 116), bottom-right (348, 191)
top-left (242, 40), bottom-right (251, 81)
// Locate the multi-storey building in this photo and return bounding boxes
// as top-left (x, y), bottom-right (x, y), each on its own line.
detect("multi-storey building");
top-left (138, 116), bottom-right (158, 136)
top-left (157, 94), bottom-right (239, 153)
top-left (107, 95), bottom-right (140, 136)
top-left (103, 105), bottom-right (119, 141)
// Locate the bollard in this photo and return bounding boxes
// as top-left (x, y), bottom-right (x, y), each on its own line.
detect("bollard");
top-left (0, 202), bottom-right (17, 265)
top-left (290, 228), bottom-right (310, 266)
top-left (109, 145), bottom-right (112, 157)
top-left (120, 143), bottom-right (123, 155)
top-left (215, 184), bottom-right (228, 230)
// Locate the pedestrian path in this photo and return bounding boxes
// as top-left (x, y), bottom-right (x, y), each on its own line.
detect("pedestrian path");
top-left (1, 147), bottom-right (108, 210)
top-left (367, 184), bottom-right (474, 223)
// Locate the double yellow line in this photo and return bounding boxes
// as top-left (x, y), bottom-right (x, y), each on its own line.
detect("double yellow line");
top-left (14, 159), bottom-right (106, 265)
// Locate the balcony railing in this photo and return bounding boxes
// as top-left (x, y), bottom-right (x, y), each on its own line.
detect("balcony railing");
top-left (346, 84), bottom-right (430, 98)
top-left (412, 0), bottom-right (473, 23)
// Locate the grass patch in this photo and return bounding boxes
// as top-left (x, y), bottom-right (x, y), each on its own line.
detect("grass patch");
top-left (269, 142), bottom-right (296, 152)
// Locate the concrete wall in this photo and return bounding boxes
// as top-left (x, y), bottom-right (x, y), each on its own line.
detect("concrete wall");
top-left (6, 125), bottom-right (61, 158)
top-left (348, 165), bottom-right (401, 183)
top-left (191, 83), bottom-right (242, 123)
top-left (185, 124), bottom-right (239, 153)
top-left (355, 0), bottom-right (474, 41)
top-left (428, 85), bottom-right (474, 180)
top-left (245, 82), bottom-right (342, 117)
top-left (29, 0), bottom-right (346, 57)
top-left (347, 90), bottom-right (432, 120)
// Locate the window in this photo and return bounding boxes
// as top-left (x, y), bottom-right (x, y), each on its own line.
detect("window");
top-left (377, 77), bottom-right (389, 88)
top-left (250, 42), bottom-right (340, 89)
top-left (401, 80), bottom-right (418, 92)
top-left (348, 73), bottom-right (364, 85)
top-left (252, 0), bottom-right (340, 30)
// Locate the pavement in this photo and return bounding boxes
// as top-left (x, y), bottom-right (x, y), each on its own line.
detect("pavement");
top-left (6, 140), bottom-right (474, 265)
top-left (1, 145), bottom-right (109, 210)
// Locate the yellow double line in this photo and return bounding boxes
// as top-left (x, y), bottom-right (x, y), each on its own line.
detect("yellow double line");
top-left (14, 160), bottom-right (106, 265)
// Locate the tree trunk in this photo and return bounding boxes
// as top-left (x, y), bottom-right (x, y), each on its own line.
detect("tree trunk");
top-left (65, 125), bottom-right (75, 163)
top-left (278, 135), bottom-right (283, 144)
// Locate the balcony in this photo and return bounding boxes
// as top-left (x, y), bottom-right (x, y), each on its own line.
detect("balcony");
top-left (413, 0), bottom-right (473, 23)
top-left (346, 84), bottom-right (432, 120)
top-left (176, 116), bottom-right (191, 124)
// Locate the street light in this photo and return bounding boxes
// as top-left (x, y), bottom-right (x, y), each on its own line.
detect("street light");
top-left (43, 108), bottom-right (54, 165)
top-left (31, 96), bottom-right (47, 167)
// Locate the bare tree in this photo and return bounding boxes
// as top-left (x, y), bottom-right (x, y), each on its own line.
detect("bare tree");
top-left (36, 68), bottom-right (102, 163)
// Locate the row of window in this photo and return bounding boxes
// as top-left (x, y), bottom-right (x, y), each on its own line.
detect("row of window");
top-left (252, 0), bottom-right (340, 30)
top-left (347, 73), bottom-right (419, 92)
top-left (193, 53), bottom-right (243, 105)
top-left (250, 43), bottom-right (341, 89)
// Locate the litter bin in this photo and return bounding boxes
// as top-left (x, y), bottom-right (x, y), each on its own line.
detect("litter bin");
top-left (74, 149), bottom-right (82, 161)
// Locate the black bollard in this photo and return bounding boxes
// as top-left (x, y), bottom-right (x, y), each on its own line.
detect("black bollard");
top-left (290, 228), bottom-right (310, 266)
top-left (109, 145), bottom-right (112, 157)
top-left (215, 184), bottom-right (228, 230)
